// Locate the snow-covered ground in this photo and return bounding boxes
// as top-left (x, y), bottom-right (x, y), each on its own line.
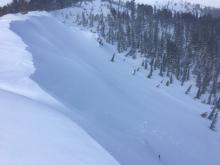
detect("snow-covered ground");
top-left (0, 13), bottom-right (119, 165)
top-left (0, 89), bottom-right (120, 165)
top-left (7, 9), bottom-right (220, 165)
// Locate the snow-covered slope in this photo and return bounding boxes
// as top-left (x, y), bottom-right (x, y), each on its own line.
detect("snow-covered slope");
top-left (9, 11), bottom-right (220, 165)
top-left (0, 13), bottom-right (119, 165)
top-left (0, 89), bottom-right (120, 165)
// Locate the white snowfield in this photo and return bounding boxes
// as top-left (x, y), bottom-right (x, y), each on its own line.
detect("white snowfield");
top-left (5, 10), bottom-right (219, 165)
top-left (0, 13), bottom-right (119, 165)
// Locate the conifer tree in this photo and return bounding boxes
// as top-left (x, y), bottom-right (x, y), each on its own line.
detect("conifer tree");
top-left (210, 112), bottom-right (218, 131)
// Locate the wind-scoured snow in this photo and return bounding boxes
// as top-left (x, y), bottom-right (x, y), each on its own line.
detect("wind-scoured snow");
top-left (0, 13), bottom-right (120, 165)
top-left (9, 11), bottom-right (220, 165)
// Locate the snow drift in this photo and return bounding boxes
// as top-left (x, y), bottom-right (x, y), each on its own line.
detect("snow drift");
top-left (0, 13), bottom-right (119, 165)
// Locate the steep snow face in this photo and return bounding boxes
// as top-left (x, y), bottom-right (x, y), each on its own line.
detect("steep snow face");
top-left (0, 13), bottom-right (120, 165)
top-left (11, 11), bottom-right (220, 165)
top-left (0, 12), bottom-right (59, 106)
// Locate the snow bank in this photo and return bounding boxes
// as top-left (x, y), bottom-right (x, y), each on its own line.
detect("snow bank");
top-left (0, 12), bottom-right (120, 165)
top-left (0, 89), bottom-right (119, 165)
top-left (10, 10), bottom-right (220, 165)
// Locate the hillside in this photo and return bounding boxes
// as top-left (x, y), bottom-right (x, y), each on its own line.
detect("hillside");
top-left (0, 0), bottom-right (220, 165)
top-left (8, 10), bottom-right (220, 165)
top-left (135, 0), bottom-right (220, 8)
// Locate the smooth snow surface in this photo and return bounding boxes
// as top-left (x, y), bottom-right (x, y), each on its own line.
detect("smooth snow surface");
top-left (10, 11), bottom-right (220, 165)
top-left (0, 13), bottom-right (119, 165)
top-left (0, 89), bottom-right (119, 165)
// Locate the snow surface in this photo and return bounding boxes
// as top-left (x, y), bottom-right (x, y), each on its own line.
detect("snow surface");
top-left (0, 89), bottom-right (120, 165)
top-left (9, 9), bottom-right (220, 165)
top-left (0, 12), bottom-right (119, 165)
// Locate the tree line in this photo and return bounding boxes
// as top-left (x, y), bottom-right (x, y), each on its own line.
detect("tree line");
top-left (0, 0), bottom-right (85, 16)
